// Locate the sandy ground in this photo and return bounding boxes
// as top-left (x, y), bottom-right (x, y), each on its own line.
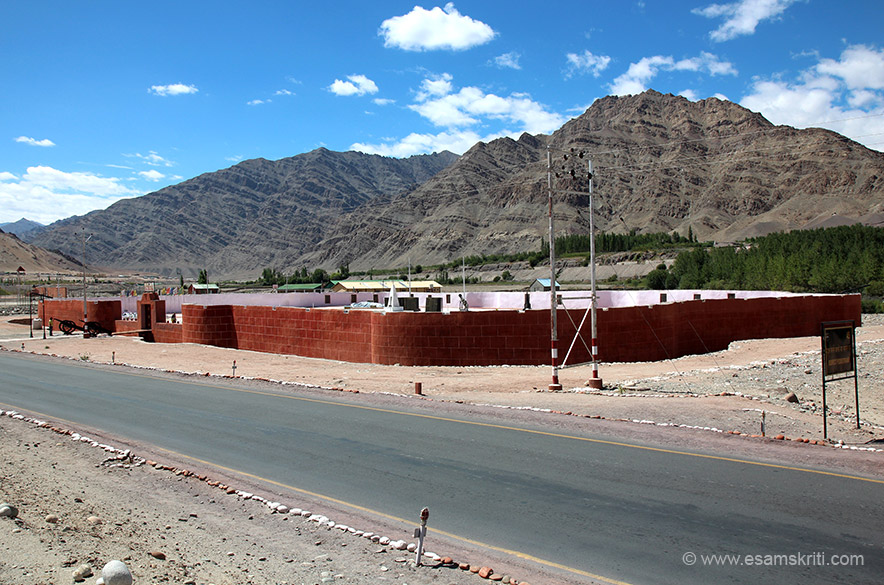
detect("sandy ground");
top-left (2, 316), bottom-right (883, 585)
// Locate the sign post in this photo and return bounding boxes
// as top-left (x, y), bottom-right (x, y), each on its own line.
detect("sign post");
top-left (820, 320), bottom-right (859, 440)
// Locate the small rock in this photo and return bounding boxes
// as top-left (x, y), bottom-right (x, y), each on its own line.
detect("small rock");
top-left (72, 563), bottom-right (93, 581)
top-left (479, 566), bottom-right (494, 579)
top-left (0, 503), bottom-right (19, 519)
top-left (87, 516), bottom-right (103, 525)
top-left (149, 550), bottom-right (166, 560)
top-left (45, 514), bottom-right (59, 523)
top-left (407, 543), bottom-right (417, 552)
top-left (96, 560), bottom-right (132, 585)
top-left (784, 392), bottom-right (799, 403)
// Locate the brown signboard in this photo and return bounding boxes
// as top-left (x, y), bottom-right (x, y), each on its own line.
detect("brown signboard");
top-left (820, 320), bottom-right (859, 439)
top-left (822, 323), bottom-right (855, 377)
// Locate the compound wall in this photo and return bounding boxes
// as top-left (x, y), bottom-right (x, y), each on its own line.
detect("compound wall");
top-left (40, 299), bottom-right (121, 332)
top-left (176, 293), bottom-right (859, 366)
top-left (41, 293), bottom-right (861, 366)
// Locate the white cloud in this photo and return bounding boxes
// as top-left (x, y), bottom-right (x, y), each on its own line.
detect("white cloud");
top-left (609, 52), bottom-right (737, 95)
top-left (492, 52), bottom-right (522, 70)
top-left (410, 82), bottom-right (565, 134)
top-left (565, 50), bottom-right (611, 78)
top-left (138, 170), bottom-right (166, 181)
top-left (353, 74), bottom-right (565, 157)
top-left (415, 73), bottom-right (455, 102)
top-left (352, 130), bottom-right (486, 158)
top-left (373, 98), bottom-right (396, 106)
top-left (693, 0), bottom-right (799, 42)
top-left (148, 83), bottom-right (199, 96)
top-left (124, 151), bottom-right (174, 167)
top-left (740, 45), bottom-right (884, 151)
top-left (14, 136), bottom-right (55, 147)
top-left (226, 155), bottom-right (244, 163)
top-left (0, 166), bottom-right (140, 224)
top-left (329, 74), bottom-right (379, 97)
top-left (247, 99), bottom-right (267, 106)
top-left (274, 89), bottom-right (295, 96)
top-left (0, 172), bottom-right (16, 181)
top-left (680, 89), bottom-right (700, 101)
top-left (817, 45), bottom-right (884, 90)
top-left (379, 3), bottom-right (496, 51)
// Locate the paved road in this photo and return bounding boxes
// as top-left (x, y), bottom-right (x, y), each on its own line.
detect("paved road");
top-left (1, 351), bottom-right (882, 585)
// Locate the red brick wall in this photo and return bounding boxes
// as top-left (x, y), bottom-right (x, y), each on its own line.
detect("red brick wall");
top-left (114, 320), bottom-right (142, 335)
top-left (153, 323), bottom-right (183, 344)
top-left (47, 294), bottom-right (860, 366)
top-left (42, 299), bottom-right (121, 332)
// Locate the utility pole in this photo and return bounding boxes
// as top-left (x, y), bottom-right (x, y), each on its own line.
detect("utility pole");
top-left (82, 231), bottom-right (92, 321)
top-left (587, 159), bottom-right (602, 389)
top-left (547, 146), bottom-right (603, 390)
top-left (547, 146), bottom-right (562, 391)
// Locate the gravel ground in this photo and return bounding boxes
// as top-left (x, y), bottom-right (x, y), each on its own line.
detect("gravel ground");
top-left (1, 314), bottom-right (882, 585)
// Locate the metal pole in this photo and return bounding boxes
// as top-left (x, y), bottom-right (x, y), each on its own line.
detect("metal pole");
top-left (587, 159), bottom-right (602, 389)
top-left (82, 232), bottom-right (92, 322)
top-left (547, 146), bottom-right (561, 391)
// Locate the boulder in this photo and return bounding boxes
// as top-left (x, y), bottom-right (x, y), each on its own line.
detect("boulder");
top-left (95, 560), bottom-right (132, 585)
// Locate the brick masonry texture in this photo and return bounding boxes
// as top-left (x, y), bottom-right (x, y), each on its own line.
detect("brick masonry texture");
top-left (41, 294), bottom-right (861, 366)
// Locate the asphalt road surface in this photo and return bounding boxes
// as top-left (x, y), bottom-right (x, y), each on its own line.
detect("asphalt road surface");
top-left (1, 351), bottom-right (882, 585)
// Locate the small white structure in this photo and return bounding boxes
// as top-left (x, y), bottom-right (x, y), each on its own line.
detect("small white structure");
top-left (385, 283), bottom-right (404, 312)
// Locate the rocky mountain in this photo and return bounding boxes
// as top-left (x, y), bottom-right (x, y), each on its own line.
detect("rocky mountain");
top-left (0, 229), bottom-right (82, 274)
top-left (29, 149), bottom-right (458, 279)
top-left (29, 90), bottom-right (884, 279)
top-left (299, 91), bottom-right (884, 270)
top-left (0, 218), bottom-right (44, 239)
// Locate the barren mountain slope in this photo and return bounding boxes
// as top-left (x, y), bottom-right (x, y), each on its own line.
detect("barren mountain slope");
top-left (0, 230), bottom-right (81, 274)
top-left (28, 91), bottom-right (884, 278)
top-left (29, 150), bottom-right (458, 279)
top-left (301, 91), bottom-right (884, 270)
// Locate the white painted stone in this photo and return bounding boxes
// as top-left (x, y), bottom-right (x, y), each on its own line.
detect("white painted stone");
top-left (96, 560), bottom-right (132, 585)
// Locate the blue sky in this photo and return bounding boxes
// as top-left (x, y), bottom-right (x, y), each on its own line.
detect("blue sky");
top-left (2, 0), bottom-right (883, 225)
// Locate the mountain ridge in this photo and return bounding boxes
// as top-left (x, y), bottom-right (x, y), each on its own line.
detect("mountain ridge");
top-left (27, 90), bottom-right (884, 279)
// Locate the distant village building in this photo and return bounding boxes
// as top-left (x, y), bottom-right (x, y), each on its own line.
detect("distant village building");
top-left (188, 283), bottom-right (220, 294)
top-left (330, 280), bottom-right (442, 293)
top-left (528, 278), bottom-right (560, 292)
top-left (276, 283), bottom-right (324, 292)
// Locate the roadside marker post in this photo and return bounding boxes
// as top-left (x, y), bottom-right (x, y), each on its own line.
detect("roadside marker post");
top-left (232, 360), bottom-right (237, 377)
top-left (414, 507), bottom-right (429, 565)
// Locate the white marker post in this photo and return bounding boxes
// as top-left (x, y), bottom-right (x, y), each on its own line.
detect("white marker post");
top-left (414, 507), bottom-right (429, 565)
